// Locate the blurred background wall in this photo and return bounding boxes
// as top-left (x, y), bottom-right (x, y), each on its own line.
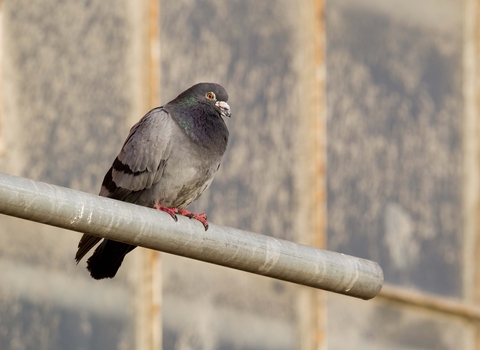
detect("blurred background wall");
top-left (0, 0), bottom-right (479, 349)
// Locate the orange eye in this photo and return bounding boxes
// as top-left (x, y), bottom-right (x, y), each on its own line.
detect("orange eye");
top-left (206, 92), bottom-right (215, 100)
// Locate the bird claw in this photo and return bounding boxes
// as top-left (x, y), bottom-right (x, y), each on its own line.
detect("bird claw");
top-left (154, 205), bottom-right (209, 230)
top-left (179, 209), bottom-right (209, 231)
top-left (154, 204), bottom-right (179, 222)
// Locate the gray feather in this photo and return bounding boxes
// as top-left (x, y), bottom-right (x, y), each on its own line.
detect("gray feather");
top-left (76, 82), bottom-right (231, 279)
top-left (112, 108), bottom-right (172, 192)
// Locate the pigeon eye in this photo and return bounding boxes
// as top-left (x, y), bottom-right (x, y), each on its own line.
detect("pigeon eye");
top-left (206, 92), bottom-right (216, 100)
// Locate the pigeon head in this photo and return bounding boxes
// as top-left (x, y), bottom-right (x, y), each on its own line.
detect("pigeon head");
top-left (167, 82), bottom-right (231, 119)
top-left (165, 83), bottom-right (230, 151)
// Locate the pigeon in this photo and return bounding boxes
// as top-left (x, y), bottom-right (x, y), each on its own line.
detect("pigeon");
top-left (75, 82), bottom-right (231, 279)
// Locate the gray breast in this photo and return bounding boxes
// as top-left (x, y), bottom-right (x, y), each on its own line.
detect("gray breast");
top-left (134, 121), bottom-right (223, 209)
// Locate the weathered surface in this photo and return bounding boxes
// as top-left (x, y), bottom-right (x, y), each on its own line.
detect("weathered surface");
top-left (0, 172), bottom-right (383, 299)
top-left (159, 0), bottom-right (313, 348)
top-left (326, 0), bottom-right (463, 297)
top-left (328, 293), bottom-right (472, 350)
top-left (1, 0), bottom-right (134, 349)
top-left (1, 0), bottom-right (321, 348)
top-left (326, 0), bottom-right (472, 348)
top-left (1, 0), bottom-right (469, 348)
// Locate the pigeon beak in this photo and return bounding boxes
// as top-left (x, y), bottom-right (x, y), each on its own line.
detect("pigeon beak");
top-left (216, 101), bottom-right (232, 118)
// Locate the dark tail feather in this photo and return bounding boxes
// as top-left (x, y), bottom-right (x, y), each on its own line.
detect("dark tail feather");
top-left (75, 234), bottom-right (102, 264)
top-left (87, 239), bottom-right (136, 280)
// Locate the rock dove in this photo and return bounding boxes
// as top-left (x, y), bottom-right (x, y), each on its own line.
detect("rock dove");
top-left (75, 82), bottom-right (231, 279)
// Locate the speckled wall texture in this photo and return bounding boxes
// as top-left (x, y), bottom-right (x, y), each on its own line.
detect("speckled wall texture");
top-left (159, 0), bottom-right (314, 349)
top-left (1, 1), bottom-right (134, 349)
top-left (0, 0), bottom-right (475, 349)
top-left (327, 0), bottom-right (463, 297)
top-left (326, 0), bottom-right (472, 349)
top-left (0, 0), bottom-right (319, 349)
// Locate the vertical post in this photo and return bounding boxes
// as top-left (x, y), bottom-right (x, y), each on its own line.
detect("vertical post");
top-left (145, 1), bottom-right (162, 349)
top-left (296, 0), bottom-right (327, 349)
top-left (130, 0), bottom-right (162, 349)
top-left (143, 0), bottom-right (161, 349)
top-left (463, 0), bottom-right (478, 302)
top-left (463, 0), bottom-right (480, 348)
top-left (0, 1), bottom-right (4, 157)
top-left (147, 1), bottom-right (161, 348)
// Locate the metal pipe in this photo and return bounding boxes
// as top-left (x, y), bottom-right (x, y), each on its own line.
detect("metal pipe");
top-left (0, 172), bottom-right (383, 300)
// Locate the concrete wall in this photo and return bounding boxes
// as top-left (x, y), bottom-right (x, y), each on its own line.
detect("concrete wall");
top-left (326, 0), bottom-right (480, 349)
top-left (1, 1), bottom-right (135, 349)
top-left (159, 0), bottom-right (323, 348)
top-left (0, 0), bottom-right (322, 349)
top-left (1, 0), bottom-right (479, 349)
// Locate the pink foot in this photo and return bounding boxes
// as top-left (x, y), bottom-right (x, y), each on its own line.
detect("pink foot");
top-left (178, 208), bottom-right (209, 231)
top-left (153, 204), bottom-right (209, 230)
top-left (154, 204), bottom-right (179, 222)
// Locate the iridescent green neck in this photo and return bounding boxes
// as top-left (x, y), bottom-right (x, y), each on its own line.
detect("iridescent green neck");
top-left (166, 100), bottom-right (204, 143)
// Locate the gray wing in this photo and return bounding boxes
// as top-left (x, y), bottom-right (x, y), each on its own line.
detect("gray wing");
top-left (108, 107), bottom-right (173, 196)
top-left (75, 107), bottom-right (173, 263)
